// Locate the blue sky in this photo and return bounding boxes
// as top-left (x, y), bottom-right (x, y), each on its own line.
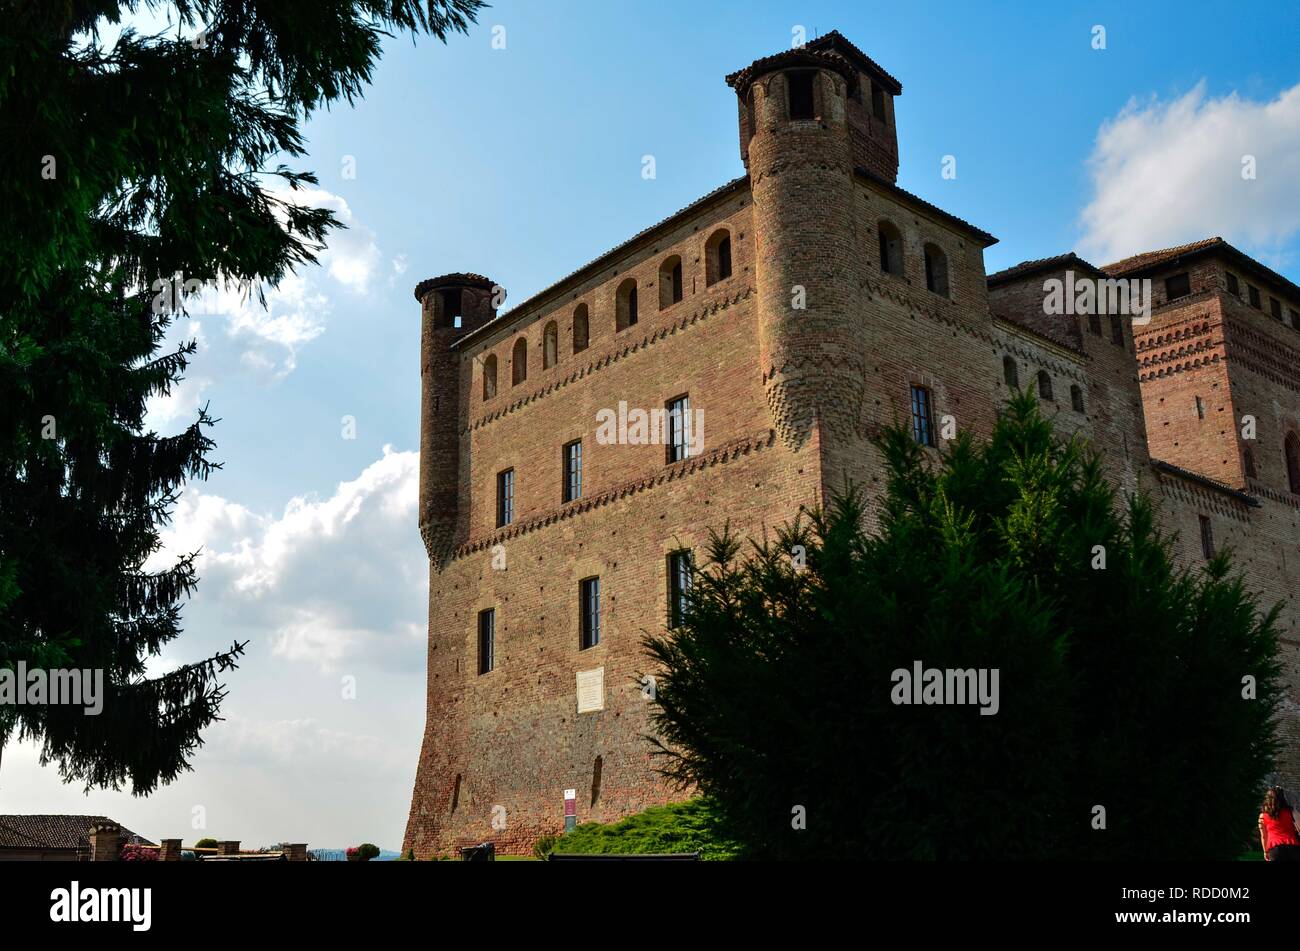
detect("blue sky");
top-left (6, 1), bottom-right (1299, 851)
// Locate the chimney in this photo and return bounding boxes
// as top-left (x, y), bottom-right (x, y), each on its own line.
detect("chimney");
top-left (159, 838), bottom-right (183, 862)
top-left (217, 840), bottom-right (241, 856)
top-left (284, 843), bottom-right (309, 862)
top-left (88, 822), bottom-right (122, 861)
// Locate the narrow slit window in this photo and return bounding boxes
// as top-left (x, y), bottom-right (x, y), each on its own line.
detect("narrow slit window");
top-left (666, 395), bottom-right (692, 462)
top-left (910, 385), bottom-right (936, 447)
top-left (563, 440), bottom-right (582, 503)
top-left (477, 609), bottom-right (495, 675)
top-left (668, 550), bottom-right (693, 628)
top-left (580, 577), bottom-right (601, 650)
top-left (496, 469), bottom-right (514, 527)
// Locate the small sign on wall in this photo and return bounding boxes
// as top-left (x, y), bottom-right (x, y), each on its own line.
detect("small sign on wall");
top-left (564, 788), bottom-right (577, 832)
top-left (576, 667), bottom-right (604, 713)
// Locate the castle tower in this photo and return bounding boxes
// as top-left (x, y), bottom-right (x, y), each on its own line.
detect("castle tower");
top-left (728, 40), bottom-right (881, 458)
top-left (414, 273), bottom-right (500, 565)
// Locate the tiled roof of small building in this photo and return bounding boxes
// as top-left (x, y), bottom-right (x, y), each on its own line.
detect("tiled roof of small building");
top-left (1152, 460), bottom-right (1260, 507)
top-left (724, 46), bottom-right (859, 96)
top-left (1103, 237), bottom-right (1226, 275)
top-left (1104, 236), bottom-right (1300, 302)
top-left (0, 815), bottom-right (153, 850)
top-left (725, 30), bottom-right (904, 96)
top-left (987, 252), bottom-right (1106, 287)
top-left (413, 272), bottom-right (496, 302)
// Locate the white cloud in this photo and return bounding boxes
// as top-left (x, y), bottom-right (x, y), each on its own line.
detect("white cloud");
top-left (271, 186), bottom-right (384, 293)
top-left (203, 714), bottom-right (410, 776)
top-left (144, 187), bottom-right (387, 430)
top-left (1078, 81), bottom-right (1300, 267)
top-left (148, 447), bottom-right (426, 674)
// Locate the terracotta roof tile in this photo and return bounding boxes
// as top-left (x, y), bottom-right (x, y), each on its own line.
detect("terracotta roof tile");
top-left (725, 31), bottom-right (903, 98)
top-left (450, 176), bottom-right (749, 350)
top-left (0, 815), bottom-right (153, 851)
top-left (1103, 237), bottom-right (1225, 275)
top-left (857, 168), bottom-right (997, 246)
top-left (987, 252), bottom-right (1106, 287)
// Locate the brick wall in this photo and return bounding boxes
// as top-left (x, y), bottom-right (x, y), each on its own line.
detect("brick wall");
top-left (404, 37), bottom-right (1300, 857)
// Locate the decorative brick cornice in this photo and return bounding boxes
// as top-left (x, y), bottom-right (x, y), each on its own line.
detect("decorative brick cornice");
top-left (1135, 318), bottom-right (1215, 352)
top-left (1152, 460), bottom-right (1258, 522)
top-left (447, 428), bottom-right (778, 562)
top-left (993, 333), bottom-right (1088, 383)
top-left (464, 285), bottom-right (754, 435)
top-left (862, 274), bottom-right (996, 346)
top-left (1245, 480), bottom-right (1300, 511)
top-left (1138, 351), bottom-right (1223, 382)
top-left (1222, 318), bottom-right (1300, 394)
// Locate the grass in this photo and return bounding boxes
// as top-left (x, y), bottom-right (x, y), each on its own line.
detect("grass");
top-left (545, 797), bottom-right (740, 861)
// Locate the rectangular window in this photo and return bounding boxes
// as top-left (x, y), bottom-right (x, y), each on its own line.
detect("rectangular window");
top-left (671, 260), bottom-right (683, 304)
top-left (788, 72), bottom-right (814, 120)
top-left (580, 577), bottom-right (601, 650)
top-left (444, 288), bottom-right (463, 320)
top-left (563, 440), bottom-right (582, 503)
top-left (1248, 285), bottom-right (1261, 309)
top-left (1195, 395), bottom-right (1205, 419)
top-left (666, 395), bottom-right (692, 463)
top-left (871, 82), bottom-right (886, 121)
top-left (477, 609), bottom-right (495, 675)
top-left (1199, 515), bottom-right (1214, 560)
top-left (910, 385), bottom-right (936, 447)
top-left (1110, 314), bottom-right (1124, 346)
top-left (1291, 309), bottom-right (1300, 332)
top-left (1270, 297), bottom-right (1283, 320)
top-left (496, 468), bottom-right (514, 527)
top-left (1165, 272), bottom-right (1191, 301)
top-left (1226, 272), bottom-right (1239, 296)
top-left (668, 550), bottom-right (693, 628)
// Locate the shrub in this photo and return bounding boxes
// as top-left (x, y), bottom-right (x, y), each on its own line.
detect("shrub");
top-left (644, 392), bottom-right (1283, 859)
top-left (347, 843), bottom-right (381, 862)
top-left (531, 834), bottom-right (559, 861)
top-left (551, 798), bottom-right (739, 860)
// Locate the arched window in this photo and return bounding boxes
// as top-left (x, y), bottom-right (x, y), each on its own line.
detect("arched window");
top-left (616, 278), bottom-right (638, 331)
top-left (1243, 444), bottom-right (1257, 480)
top-left (878, 220), bottom-right (903, 276)
top-left (482, 354), bottom-right (497, 400)
top-left (543, 321), bottom-right (558, 369)
top-left (659, 255), bottom-right (683, 309)
top-left (923, 243), bottom-right (949, 297)
top-left (573, 304), bottom-right (589, 354)
top-left (1037, 370), bottom-right (1053, 401)
top-left (1070, 384), bottom-right (1085, 413)
top-left (511, 337), bottom-right (527, 386)
top-left (1002, 356), bottom-right (1019, 389)
top-left (1286, 432), bottom-right (1300, 494)
top-left (706, 229), bottom-right (732, 285)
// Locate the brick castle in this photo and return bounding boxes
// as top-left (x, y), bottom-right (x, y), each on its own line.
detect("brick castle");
top-left (403, 32), bottom-right (1300, 856)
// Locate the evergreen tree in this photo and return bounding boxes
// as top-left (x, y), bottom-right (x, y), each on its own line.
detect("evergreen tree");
top-left (644, 392), bottom-right (1282, 859)
top-left (0, 1), bottom-right (483, 792)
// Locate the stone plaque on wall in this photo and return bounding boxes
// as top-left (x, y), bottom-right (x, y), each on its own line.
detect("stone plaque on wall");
top-left (576, 667), bottom-right (604, 713)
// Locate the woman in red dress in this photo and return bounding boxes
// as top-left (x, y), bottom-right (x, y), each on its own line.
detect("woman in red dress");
top-left (1259, 786), bottom-right (1300, 861)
